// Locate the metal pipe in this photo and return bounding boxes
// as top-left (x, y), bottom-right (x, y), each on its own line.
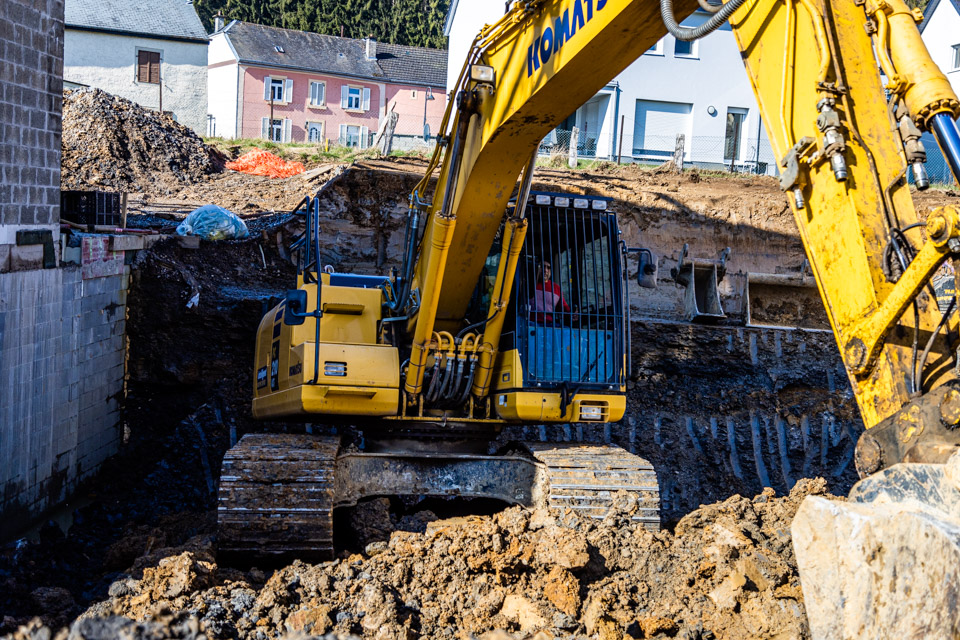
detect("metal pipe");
top-left (931, 113), bottom-right (960, 188)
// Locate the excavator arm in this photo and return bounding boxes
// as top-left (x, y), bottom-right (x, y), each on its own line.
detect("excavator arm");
top-left (729, 0), bottom-right (960, 471)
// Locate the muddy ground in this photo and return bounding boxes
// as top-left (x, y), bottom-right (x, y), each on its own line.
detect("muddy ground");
top-left (3, 158), bottom-right (959, 638)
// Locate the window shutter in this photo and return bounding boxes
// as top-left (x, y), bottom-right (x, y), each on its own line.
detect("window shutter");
top-left (339, 124), bottom-right (347, 144)
top-left (341, 86), bottom-right (349, 109)
top-left (360, 126), bottom-right (369, 148)
top-left (148, 52), bottom-right (160, 84)
top-left (284, 79), bottom-right (293, 103)
top-left (261, 117), bottom-right (269, 139)
top-left (362, 88), bottom-right (371, 111)
top-left (283, 119), bottom-right (292, 143)
top-left (137, 51), bottom-right (149, 82)
top-left (263, 76), bottom-right (272, 101)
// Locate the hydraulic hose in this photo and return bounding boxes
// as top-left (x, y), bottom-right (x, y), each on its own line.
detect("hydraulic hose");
top-left (661, 0), bottom-right (748, 41)
top-left (697, 0), bottom-right (722, 13)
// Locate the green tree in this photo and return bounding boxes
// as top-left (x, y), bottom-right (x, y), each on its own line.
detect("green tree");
top-left (194, 0), bottom-right (450, 48)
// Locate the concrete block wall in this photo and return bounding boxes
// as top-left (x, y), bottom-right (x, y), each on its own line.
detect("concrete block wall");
top-left (0, 0), bottom-right (135, 538)
top-left (0, 266), bottom-right (129, 537)
top-left (0, 0), bottom-right (64, 232)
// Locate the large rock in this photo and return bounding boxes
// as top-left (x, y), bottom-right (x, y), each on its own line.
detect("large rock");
top-left (793, 459), bottom-right (960, 639)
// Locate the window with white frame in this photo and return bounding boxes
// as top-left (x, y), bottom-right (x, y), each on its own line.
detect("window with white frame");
top-left (342, 124), bottom-right (361, 147)
top-left (346, 86), bottom-right (362, 109)
top-left (674, 38), bottom-right (696, 57)
top-left (269, 78), bottom-right (284, 101)
top-left (411, 89), bottom-right (418, 99)
top-left (724, 108), bottom-right (748, 161)
top-left (310, 81), bottom-right (326, 106)
top-left (307, 121), bottom-right (324, 142)
top-left (953, 44), bottom-right (960, 70)
top-left (268, 118), bottom-right (283, 142)
top-left (645, 39), bottom-right (663, 55)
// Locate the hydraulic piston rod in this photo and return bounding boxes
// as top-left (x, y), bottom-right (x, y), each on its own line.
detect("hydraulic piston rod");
top-left (931, 112), bottom-right (960, 188)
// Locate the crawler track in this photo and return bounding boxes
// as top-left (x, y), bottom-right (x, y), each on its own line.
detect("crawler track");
top-left (526, 443), bottom-right (661, 530)
top-left (217, 434), bottom-right (339, 563)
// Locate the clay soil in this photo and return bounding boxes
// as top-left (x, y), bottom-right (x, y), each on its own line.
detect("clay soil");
top-left (4, 157), bottom-right (959, 639)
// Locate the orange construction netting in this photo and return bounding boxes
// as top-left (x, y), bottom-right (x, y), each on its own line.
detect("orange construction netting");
top-left (225, 148), bottom-right (305, 179)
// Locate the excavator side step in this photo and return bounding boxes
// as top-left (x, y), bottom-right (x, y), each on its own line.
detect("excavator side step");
top-left (217, 435), bottom-right (660, 563)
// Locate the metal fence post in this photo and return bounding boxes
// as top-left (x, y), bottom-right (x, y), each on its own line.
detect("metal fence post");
top-left (617, 115), bottom-right (625, 164)
top-left (568, 125), bottom-right (579, 169)
top-left (673, 134), bottom-right (685, 173)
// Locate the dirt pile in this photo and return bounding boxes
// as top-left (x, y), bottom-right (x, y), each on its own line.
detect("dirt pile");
top-left (61, 88), bottom-right (227, 195)
top-left (51, 479), bottom-right (826, 640)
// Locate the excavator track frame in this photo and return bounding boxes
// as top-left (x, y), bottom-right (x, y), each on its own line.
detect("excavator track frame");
top-left (216, 432), bottom-right (660, 562)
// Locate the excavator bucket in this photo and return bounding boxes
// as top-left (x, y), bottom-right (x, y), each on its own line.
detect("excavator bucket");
top-left (792, 452), bottom-right (960, 639)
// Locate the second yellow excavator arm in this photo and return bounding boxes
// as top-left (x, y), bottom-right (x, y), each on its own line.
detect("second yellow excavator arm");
top-left (395, 0), bottom-right (960, 472)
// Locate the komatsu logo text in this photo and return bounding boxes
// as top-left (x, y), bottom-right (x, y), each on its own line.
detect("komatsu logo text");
top-left (527, 0), bottom-right (607, 77)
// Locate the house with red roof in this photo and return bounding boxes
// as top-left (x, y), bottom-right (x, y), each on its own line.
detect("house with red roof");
top-left (208, 20), bottom-right (447, 149)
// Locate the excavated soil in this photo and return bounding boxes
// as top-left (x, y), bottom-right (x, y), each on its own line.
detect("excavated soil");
top-left (4, 158), bottom-right (959, 638)
top-left (30, 480), bottom-right (823, 640)
top-left (61, 89), bottom-right (227, 195)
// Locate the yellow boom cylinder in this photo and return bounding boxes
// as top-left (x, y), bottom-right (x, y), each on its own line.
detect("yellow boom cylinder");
top-left (404, 213), bottom-right (457, 396)
top-left (471, 216), bottom-right (528, 398)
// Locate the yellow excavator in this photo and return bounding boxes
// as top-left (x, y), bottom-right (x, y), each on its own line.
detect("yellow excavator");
top-left (219, 0), bottom-right (960, 635)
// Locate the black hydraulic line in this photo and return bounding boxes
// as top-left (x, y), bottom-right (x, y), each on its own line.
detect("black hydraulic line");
top-left (457, 360), bottom-right (478, 406)
top-left (425, 358), bottom-right (442, 402)
top-left (917, 297), bottom-right (957, 394)
top-left (661, 0), bottom-right (748, 41)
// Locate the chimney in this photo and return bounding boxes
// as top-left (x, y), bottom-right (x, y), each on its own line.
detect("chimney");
top-left (365, 36), bottom-right (377, 61)
top-left (214, 12), bottom-right (225, 32)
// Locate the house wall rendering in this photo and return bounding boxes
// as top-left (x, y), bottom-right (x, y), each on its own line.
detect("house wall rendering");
top-left (619, 16), bottom-right (773, 170)
top-left (207, 34), bottom-right (241, 137)
top-left (384, 83), bottom-right (449, 143)
top-left (445, 6), bottom-right (774, 172)
top-left (239, 66), bottom-right (382, 144)
top-left (920, 0), bottom-right (960, 98)
top-left (64, 29), bottom-right (208, 134)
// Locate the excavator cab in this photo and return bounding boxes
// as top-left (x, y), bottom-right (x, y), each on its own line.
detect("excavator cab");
top-left (508, 193), bottom-right (625, 392)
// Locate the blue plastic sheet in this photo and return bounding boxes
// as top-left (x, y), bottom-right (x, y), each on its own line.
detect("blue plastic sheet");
top-left (176, 204), bottom-right (249, 240)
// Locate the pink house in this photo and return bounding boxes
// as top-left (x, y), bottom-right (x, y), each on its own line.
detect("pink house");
top-left (208, 21), bottom-right (448, 149)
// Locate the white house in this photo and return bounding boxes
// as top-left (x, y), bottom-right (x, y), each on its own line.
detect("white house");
top-left (918, 0), bottom-right (960, 185)
top-left (920, 0), bottom-right (960, 98)
top-left (444, 2), bottom-right (776, 173)
top-left (64, 0), bottom-right (209, 135)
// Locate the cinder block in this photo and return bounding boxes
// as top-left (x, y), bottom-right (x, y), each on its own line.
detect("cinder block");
top-left (110, 235), bottom-right (143, 251)
top-left (177, 235), bottom-right (200, 249)
top-left (10, 244), bottom-right (43, 270)
top-left (0, 244), bottom-right (10, 272)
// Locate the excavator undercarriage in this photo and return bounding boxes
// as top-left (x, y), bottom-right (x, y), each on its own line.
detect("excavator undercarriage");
top-left (218, 432), bottom-right (659, 563)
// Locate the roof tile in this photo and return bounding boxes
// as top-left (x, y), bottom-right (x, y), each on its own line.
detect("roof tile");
top-left (66, 0), bottom-right (207, 41)
top-left (224, 21), bottom-right (447, 88)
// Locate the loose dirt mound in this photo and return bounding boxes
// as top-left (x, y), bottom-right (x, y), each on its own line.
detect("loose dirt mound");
top-left (43, 479), bottom-right (825, 640)
top-left (61, 88), bottom-right (226, 195)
